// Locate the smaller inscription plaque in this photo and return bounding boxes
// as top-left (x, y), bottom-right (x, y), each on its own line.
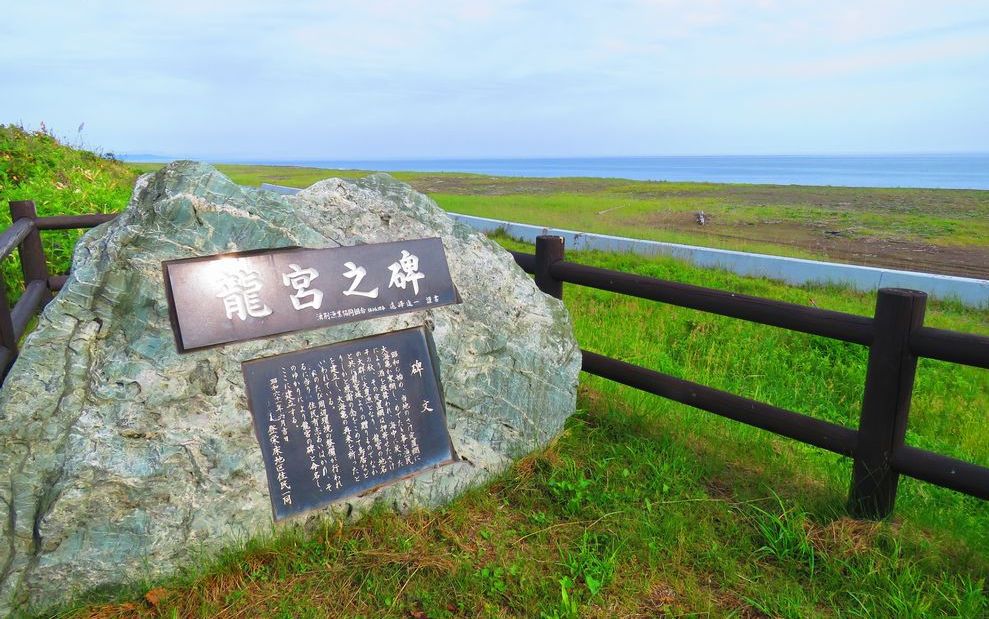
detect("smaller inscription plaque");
top-left (242, 326), bottom-right (457, 520)
top-left (163, 237), bottom-right (459, 352)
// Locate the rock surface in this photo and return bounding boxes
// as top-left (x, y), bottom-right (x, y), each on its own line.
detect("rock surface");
top-left (0, 162), bottom-right (580, 613)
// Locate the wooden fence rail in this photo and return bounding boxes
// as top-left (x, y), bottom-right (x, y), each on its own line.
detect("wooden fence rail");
top-left (0, 202), bottom-right (114, 374)
top-left (517, 235), bottom-right (989, 519)
top-left (0, 202), bottom-right (986, 519)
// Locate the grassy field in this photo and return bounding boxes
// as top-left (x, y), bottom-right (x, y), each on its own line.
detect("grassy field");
top-left (3, 137), bottom-right (987, 616)
top-left (132, 162), bottom-right (989, 280)
top-left (55, 239), bottom-right (989, 618)
top-left (1, 126), bottom-right (133, 295)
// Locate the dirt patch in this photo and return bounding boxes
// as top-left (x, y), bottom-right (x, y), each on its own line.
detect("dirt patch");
top-left (408, 175), bottom-right (989, 216)
top-left (714, 589), bottom-right (771, 619)
top-left (406, 175), bottom-right (621, 196)
top-left (639, 211), bottom-right (989, 279)
top-left (405, 173), bottom-right (989, 278)
top-left (703, 477), bottom-right (735, 501)
top-left (637, 581), bottom-right (680, 616)
top-left (817, 237), bottom-right (989, 280)
top-left (804, 517), bottom-right (887, 558)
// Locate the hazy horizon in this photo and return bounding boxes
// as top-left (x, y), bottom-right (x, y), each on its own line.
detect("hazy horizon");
top-left (119, 151), bottom-right (989, 163)
top-left (119, 152), bottom-right (989, 190)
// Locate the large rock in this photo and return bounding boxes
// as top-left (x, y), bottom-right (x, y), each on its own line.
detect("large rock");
top-left (0, 162), bottom-right (580, 614)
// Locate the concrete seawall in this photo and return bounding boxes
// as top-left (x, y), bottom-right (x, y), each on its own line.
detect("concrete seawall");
top-left (261, 183), bottom-right (989, 308)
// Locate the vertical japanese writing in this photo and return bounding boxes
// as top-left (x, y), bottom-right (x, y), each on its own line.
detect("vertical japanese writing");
top-left (293, 342), bottom-right (426, 489)
top-left (245, 327), bottom-right (454, 520)
top-left (267, 376), bottom-right (293, 507)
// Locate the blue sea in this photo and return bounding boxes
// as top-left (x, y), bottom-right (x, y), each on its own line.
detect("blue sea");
top-left (254, 154), bottom-right (989, 190)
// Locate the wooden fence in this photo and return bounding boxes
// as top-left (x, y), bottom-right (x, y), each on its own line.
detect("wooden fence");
top-left (516, 235), bottom-right (989, 519)
top-left (0, 201), bottom-right (113, 374)
top-left (0, 201), bottom-right (986, 518)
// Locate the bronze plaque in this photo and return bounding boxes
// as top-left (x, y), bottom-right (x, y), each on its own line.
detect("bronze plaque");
top-left (242, 326), bottom-right (457, 520)
top-left (163, 238), bottom-right (459, 352)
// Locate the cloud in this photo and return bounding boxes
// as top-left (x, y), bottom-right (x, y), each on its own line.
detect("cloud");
top-left (728, 31), bottom-right (989, 80)
top-left (1, 0), bottom-right (986, 157)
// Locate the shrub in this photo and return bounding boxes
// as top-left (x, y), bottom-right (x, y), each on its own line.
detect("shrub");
top-left (0, 124), bottom-right (138, 296)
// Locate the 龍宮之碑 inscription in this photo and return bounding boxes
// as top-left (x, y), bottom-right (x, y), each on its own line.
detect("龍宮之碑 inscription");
top-left (242, 326), bottom-right (457, 520)
top-left (163, 237), bottom-right (459, 351)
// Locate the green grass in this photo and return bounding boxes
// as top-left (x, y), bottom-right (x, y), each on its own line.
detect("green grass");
top-left (50, 407), bottom-right (989, 617)
top-left (129, 162), bottom-right (390, 188)
top-left (0, 125), bottom-right (137, 297)
top-left (148, 162), bottom-right (989, 277)
top-left (4, 139), bottom-right (988, 617)
top-left (49, 238), bottom-right (989, 618)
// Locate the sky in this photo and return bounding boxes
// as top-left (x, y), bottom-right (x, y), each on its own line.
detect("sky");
top-left (2, 1), bottom-right (988, 160)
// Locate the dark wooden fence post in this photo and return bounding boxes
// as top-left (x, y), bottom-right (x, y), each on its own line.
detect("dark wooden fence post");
top-left (9, 200), bottom-right (51, 306)
top-left (848, 288), bottom-right (927, 519)
top-left (0, 276), bottom-right (17, 375)
top-left (534, 235), bottom-right (565, 300)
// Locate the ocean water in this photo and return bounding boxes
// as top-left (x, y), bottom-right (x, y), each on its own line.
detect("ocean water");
top-left (259, 154), bottom-right (989, 190)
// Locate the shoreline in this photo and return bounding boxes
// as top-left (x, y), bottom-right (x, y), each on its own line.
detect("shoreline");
top-left (123, 154), bottom-right (989, 191)
top-left (130, 162), bottom-right (989, 280)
